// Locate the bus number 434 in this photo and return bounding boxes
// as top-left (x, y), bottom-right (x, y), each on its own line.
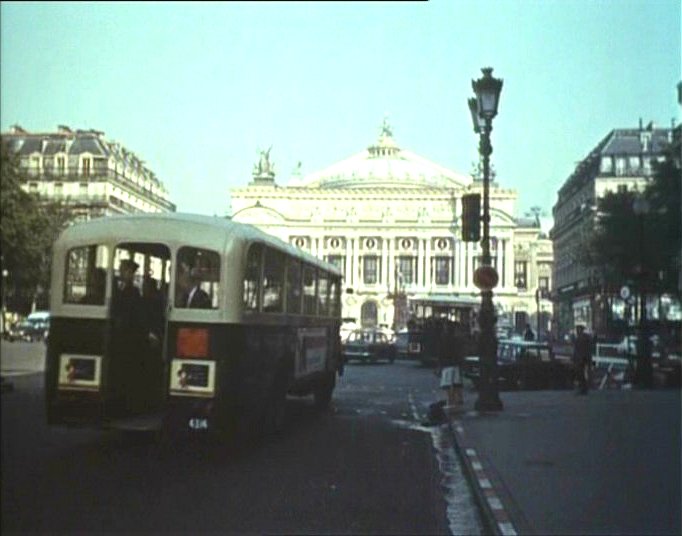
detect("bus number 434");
top-left (189, 418), bottom-right (208, 430)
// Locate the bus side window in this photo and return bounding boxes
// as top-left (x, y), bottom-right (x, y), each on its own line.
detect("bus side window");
top-left (176, 247), bottom-right (220, 309)
top-left (243, 243), bottom-right (263, 312)
top-left (303, 265), bottom-right (317, 315)
top-left (263, 248), bottom-right (284, 313)
top-left (329, 277), bottom-right (340, 317)
top-left (286, 259), bottom-right (302, 314)
top-left (318, 271), bottom-right (329, 316)
top-left (64, 244), bottom-right (109, 305)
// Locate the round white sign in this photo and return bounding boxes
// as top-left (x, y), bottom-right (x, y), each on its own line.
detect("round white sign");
top-left (620, 285), bottom-right (630, 300)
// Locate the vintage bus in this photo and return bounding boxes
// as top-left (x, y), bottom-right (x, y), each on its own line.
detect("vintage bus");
top-left (45, 213), bottom-right (343, 438)
top-left (405, 296), bottom-right (479, 365)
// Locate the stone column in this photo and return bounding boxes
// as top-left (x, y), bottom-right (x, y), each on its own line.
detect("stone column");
top-left (504, 238), bottom-right (511, 289)
top-left (345, 237), bottom-right (352, 287)
top-left (417, 238), bottom-right (424, 290)
top-left (387, 237), bottom-right (394, 291)
top-left (455, 240), bottom-right (462, 288)
top-left (464, 242), bottom-right (474, 289)
top-left (425, 237), bottom-right (432, 290)
top-left (381, 238), bottom-right (389, 288)
top-left (357, 239), bottom-right (363, 288)
top-left (351, 237), bottom-right (357, 288)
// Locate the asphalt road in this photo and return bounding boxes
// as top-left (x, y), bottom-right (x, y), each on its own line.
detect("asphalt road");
top-left (1, 342), bottom-right (482, 534)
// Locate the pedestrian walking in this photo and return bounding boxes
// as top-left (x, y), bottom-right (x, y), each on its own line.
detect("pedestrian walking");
top-left (437, 321), bottom-right (464, 407)
top-left (572, 324), bottom-right (593, 395)
top-left (524, 323), bottom-right (535, 341)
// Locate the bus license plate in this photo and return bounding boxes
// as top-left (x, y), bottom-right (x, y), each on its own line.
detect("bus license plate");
top-left (188, 418), bottom-right (208, 430)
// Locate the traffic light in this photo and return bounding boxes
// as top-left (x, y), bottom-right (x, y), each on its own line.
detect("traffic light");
top-left (461, 194), bottom-right (481, 242)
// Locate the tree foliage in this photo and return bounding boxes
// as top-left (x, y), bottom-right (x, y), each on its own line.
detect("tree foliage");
top-left (578, 189), bottom-right (641, 287)
top-left (645, 153), bottom-right (681, 293)
top-left (580, 142), bottom-right (681, 297)
top-left (1, 140), bottom-right (74, 313)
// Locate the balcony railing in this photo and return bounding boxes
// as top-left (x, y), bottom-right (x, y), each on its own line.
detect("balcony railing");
top-left (21, 168), bottom-right (176, 211)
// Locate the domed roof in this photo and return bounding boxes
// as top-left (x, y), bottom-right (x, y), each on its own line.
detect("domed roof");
top-left (290, 119), bottom-right (472, 190)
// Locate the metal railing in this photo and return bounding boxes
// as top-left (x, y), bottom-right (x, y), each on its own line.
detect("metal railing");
top-left (22, 168), bottom-right (175, 211)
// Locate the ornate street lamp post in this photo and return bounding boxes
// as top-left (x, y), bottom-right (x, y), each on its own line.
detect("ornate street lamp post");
top-left (469, 67), bottom-right (504, 411)
top-left (633, 193), bottom-right (652, 388)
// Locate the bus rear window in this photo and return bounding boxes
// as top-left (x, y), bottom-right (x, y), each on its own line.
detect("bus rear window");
top-left (64, 245), bottom-right (109, 305)
top-left (176, 247), bottom-right (220, 309)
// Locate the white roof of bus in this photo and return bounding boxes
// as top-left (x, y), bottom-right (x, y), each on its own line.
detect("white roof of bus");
top-left (55, 213), bottom-right (341, 275)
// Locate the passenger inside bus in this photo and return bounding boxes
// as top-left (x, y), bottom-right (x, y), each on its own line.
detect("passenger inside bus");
top-left (185, 267), bottom-right (212, 309)
top-left (142, 274), bottom-right (165, 343)
top-left (176, 247), bottom-right (219, 309)
top-left (111, 259), bottom-right (147, 412)
top-left (114, 259), bottom-right (141, 306)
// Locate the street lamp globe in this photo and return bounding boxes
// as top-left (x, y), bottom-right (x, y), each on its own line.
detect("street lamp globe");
top-left (472, 67), bottom-right (503, 121)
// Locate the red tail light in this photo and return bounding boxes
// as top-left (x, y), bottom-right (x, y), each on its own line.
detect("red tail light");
top-left (177, 328), bottom-right (209, 358)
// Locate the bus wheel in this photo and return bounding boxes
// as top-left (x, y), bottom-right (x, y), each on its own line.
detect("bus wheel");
top-left (313, 372), bottom-right (336, 411)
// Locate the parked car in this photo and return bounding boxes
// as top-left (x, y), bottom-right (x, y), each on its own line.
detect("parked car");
top-left (4, 320), bottom-right (42, 342)
top-left (342, 329), bottom-right (396, 364)
top-left (463, 339), bottom-right (574, 390)
top-left (27, 311), bottom-right (50, 340)
top-left (340, 318), bottom-right (359, 342)
top-left (394, 329), bottom-right (409, 359)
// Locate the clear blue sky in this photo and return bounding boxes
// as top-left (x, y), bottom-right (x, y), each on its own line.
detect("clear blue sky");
top-left (2, 1), bottom-right (680, 220)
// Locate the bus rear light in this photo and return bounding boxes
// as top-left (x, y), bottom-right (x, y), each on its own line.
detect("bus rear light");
top-left (177, 328), bottom-right (209, 358)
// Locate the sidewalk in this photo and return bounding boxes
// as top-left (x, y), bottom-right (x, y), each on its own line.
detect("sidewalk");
top-left (448, 387), bottom-right (681, 535)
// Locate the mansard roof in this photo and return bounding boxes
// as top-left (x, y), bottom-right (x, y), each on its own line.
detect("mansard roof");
top-left (3, 127), bottom-right (111, 157)
top-left (601, 126), bottom-right (672, 155)
top-left (556, 121), bottom-right (674, 200)
top-left (2, 125), bottom-right (167, 190)
top-left (68, 134), bottom-right (109, 156)
top-left (289, 120), bottom-right (472, 190)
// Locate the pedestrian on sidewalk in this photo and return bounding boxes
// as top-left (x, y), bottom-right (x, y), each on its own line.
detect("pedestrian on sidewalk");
top-left (572, 324), bottom-right (593, 395)
top-left (524, 324), bottom-right (535, 341)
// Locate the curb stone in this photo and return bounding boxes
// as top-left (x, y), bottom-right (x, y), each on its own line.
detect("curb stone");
top-left (446, 412), bottom-right (532, 536)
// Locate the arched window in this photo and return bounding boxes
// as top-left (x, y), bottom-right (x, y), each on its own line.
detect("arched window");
top-left (361, 300), bottom-right (378, 328)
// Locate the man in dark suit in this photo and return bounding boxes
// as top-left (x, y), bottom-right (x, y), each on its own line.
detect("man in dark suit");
top-left (185, 267), bottom-right (212, 309)
top-left (572, 324), bottom-right (593, 395)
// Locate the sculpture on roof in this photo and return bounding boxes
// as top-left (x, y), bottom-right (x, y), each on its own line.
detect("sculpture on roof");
top-left (254, 146), bottom-right (274, 176)
top-left (380, 116), bottom-right (393, 138)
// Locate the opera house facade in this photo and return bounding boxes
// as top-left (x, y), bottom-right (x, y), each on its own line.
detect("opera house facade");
top-left (230, 122), bottom-right (552, 335)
